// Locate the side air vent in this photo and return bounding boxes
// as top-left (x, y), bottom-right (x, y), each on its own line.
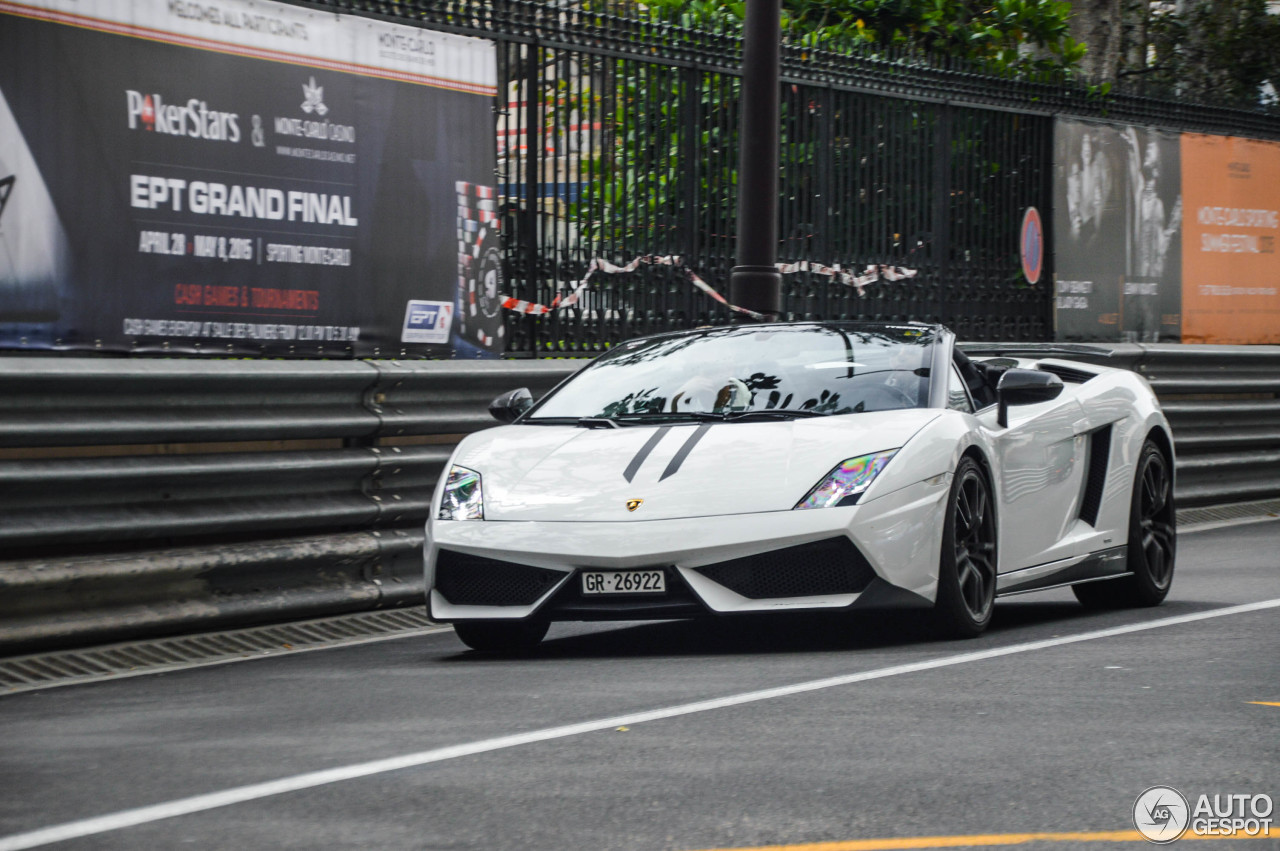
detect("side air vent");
top-left (696, 537), bottom-right (876, 599)
top-left (1079, 425), bottom-right (1113, 526)
top-left (1037, 362), bottom-right (1098, 384)
top-left (435, 551), bottom-right (565, 606)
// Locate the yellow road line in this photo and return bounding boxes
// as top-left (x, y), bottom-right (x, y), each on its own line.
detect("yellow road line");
top-left (1247, 701), bottom-right (1280, 707)
top-left (690, 829), bottom-right (1271, 851)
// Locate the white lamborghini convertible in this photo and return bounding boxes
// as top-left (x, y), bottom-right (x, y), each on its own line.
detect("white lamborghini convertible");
top-left (426, 322), bottom-right (1176, 651)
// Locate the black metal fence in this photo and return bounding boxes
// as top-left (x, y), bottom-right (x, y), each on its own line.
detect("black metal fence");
top-left (307, 0), bottom-right (1280, 355)
top-left (491, 35), bottom-right (1059, 351)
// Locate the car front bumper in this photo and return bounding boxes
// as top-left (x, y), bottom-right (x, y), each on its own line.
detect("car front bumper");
top-left (425, 477), bottom-right (949, 622)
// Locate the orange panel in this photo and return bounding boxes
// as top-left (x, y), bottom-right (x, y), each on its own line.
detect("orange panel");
top-left (1180, 134), bottom-right (1280, 343)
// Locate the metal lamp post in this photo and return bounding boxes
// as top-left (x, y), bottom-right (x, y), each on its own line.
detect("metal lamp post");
top-left (728, 0), bottom-right (782, 321)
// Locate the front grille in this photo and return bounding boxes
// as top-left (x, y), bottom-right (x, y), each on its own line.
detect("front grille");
top-left (695, 537), bottom-right (876, 599)
top-left (434, 550), bottom-right (564, 606)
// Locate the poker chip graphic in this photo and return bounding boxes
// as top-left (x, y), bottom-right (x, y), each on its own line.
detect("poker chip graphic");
top-left (455, 181), bottom-right (505, 351)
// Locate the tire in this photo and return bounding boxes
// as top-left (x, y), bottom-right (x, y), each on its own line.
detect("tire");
top-left (1074, 439), bottom-right (1175, 609)
top-left (453, 619), bottom-right (549, 653)
top-left (934, 456), bottom-right (998, 639)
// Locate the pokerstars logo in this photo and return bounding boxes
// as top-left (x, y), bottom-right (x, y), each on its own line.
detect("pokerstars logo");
top-left (126, 90), bottom-right (241, 143)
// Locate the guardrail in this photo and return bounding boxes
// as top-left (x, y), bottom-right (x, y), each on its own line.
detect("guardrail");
top-left (0, 358), bottom-right (576, 653)
top-left (1, 345), bottom-right (1276, 654)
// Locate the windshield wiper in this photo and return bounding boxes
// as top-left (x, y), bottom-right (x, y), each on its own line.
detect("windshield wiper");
top-left (577, 417), bottom-right (620, 429)
top-left (608, 412), bottom-right (703, 423)
top-left (566, 409), bottom-right (829, 427)
top-left (562, 413), bottom-right (691, 427)
top-left (615, 410), bottom-right (828, 423)
top-left (520, 416), bottom-right (580, 426)
top-left (613, 411), bottom-right (739, 423)
top-left (723, 409), bottom-right (827, 421)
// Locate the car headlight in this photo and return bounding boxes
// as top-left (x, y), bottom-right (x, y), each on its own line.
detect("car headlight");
top-left (438, 465), bottom-right (484, 520)
top-left (794, 450), bottom-right (898, 509)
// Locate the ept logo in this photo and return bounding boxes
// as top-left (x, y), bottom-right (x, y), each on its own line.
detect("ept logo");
top-left (1134, 786), bottom-right (1191, 844)
top-left (126, 90), bottom-right (241, 143)
top-left (401, 300), bottom-right (453, 344)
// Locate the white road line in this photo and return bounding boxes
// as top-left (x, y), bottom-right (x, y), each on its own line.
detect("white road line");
top-left (2, 599), bottom-right (1278, 850)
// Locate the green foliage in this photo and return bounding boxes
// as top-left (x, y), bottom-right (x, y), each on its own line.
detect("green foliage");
top-left (1140, 0), bottom-right (1280, 111)
top-left (567, 63), bottom-right (741, 248)
top-left (562, 0), bottom-right (1085, 251)
top-left (637, 0), bottom-right (1085, 77)
top-left (529, 1), bottom-right (1083, 287)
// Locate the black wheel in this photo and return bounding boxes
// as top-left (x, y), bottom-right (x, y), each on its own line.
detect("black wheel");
top-left (1074, 440), bottom-right (1175, 609)
top-left (934, 457), bottom-right (998, 638)
top-left (453, 619), bottom-right (549, 653)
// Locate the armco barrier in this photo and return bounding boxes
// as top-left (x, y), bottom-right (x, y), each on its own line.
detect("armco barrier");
top-left (0, 358), bottom-right (578, 653)
top-left (1, 345), bottom-right (1276, 654)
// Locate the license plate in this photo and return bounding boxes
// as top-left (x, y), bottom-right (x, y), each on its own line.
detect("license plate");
top-left (581, 570), bottom-right (666, 595)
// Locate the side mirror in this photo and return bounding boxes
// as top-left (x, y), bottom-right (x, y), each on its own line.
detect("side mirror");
top-left (996, 369), bottom-right (1063, 428)
top-left (489, 387), bottom-right (533, 423)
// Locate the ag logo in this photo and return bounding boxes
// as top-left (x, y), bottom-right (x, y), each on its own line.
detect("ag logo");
top-left (626, 499), bottom-right (643, 512)
top-left (1134, 786), bottom-right (1190, 844)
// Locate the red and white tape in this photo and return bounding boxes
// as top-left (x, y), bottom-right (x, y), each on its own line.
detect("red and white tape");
top-left (498, 256), bottom-right (918, 318)
top-left (774, 261), bottom-right (918, 295)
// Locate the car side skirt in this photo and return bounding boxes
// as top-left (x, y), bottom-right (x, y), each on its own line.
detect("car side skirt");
top-left (995, 546), bottom-right (1129, 597)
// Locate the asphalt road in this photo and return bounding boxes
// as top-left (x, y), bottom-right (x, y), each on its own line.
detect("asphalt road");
top-left (1, 520), bottom-right (1277, 851)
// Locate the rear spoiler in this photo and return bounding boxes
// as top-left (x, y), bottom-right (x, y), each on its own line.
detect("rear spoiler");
top-left (957, 343), bottom-right (1118, 360)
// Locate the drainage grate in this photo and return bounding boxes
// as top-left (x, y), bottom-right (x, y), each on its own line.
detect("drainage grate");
top-left (0, 608), bottom-right (444, 695)
top-left (1178, 498), bottom-right (1280, 529)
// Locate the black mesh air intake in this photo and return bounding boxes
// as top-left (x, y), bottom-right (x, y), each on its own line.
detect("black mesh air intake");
top-left (1036, 363), bottom-right (1097, 384)
top-left (1079, 425), bottom-right (1112, 527)
top-left (695, 537), bottom-right (876, 599)
top-left (435, 550), bottom-right (564, 606)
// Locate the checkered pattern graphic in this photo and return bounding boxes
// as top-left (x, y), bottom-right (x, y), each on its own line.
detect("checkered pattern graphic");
top-left (456, 181), bottom-right (505, 350)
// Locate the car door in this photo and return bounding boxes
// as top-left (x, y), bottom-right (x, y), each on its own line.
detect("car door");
top-left (976, 384), bottom-right (1088, 573)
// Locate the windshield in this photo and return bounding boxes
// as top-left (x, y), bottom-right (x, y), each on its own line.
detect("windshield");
top-left (527, 324), bottom-right (936, 421)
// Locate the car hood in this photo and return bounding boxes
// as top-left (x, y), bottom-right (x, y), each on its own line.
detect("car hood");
top-left (450, 409), bottom-right (941, 522)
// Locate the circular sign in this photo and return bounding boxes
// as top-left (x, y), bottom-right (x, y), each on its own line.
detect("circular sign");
top-left (1020, 206), bottom-right (1044, 284)
top-left (1133, 786), bottom-right (1191, 844)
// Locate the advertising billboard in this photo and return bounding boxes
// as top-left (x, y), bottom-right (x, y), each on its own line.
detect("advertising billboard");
top-left (1180, 133), bottom-right (1280, 344)
top-left (1054, 118), bottom-right (1280, 344)
top-left (1053, 120), bottom-right (1184, 342)
top-left (0, 0), bottom-right (500, 357)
